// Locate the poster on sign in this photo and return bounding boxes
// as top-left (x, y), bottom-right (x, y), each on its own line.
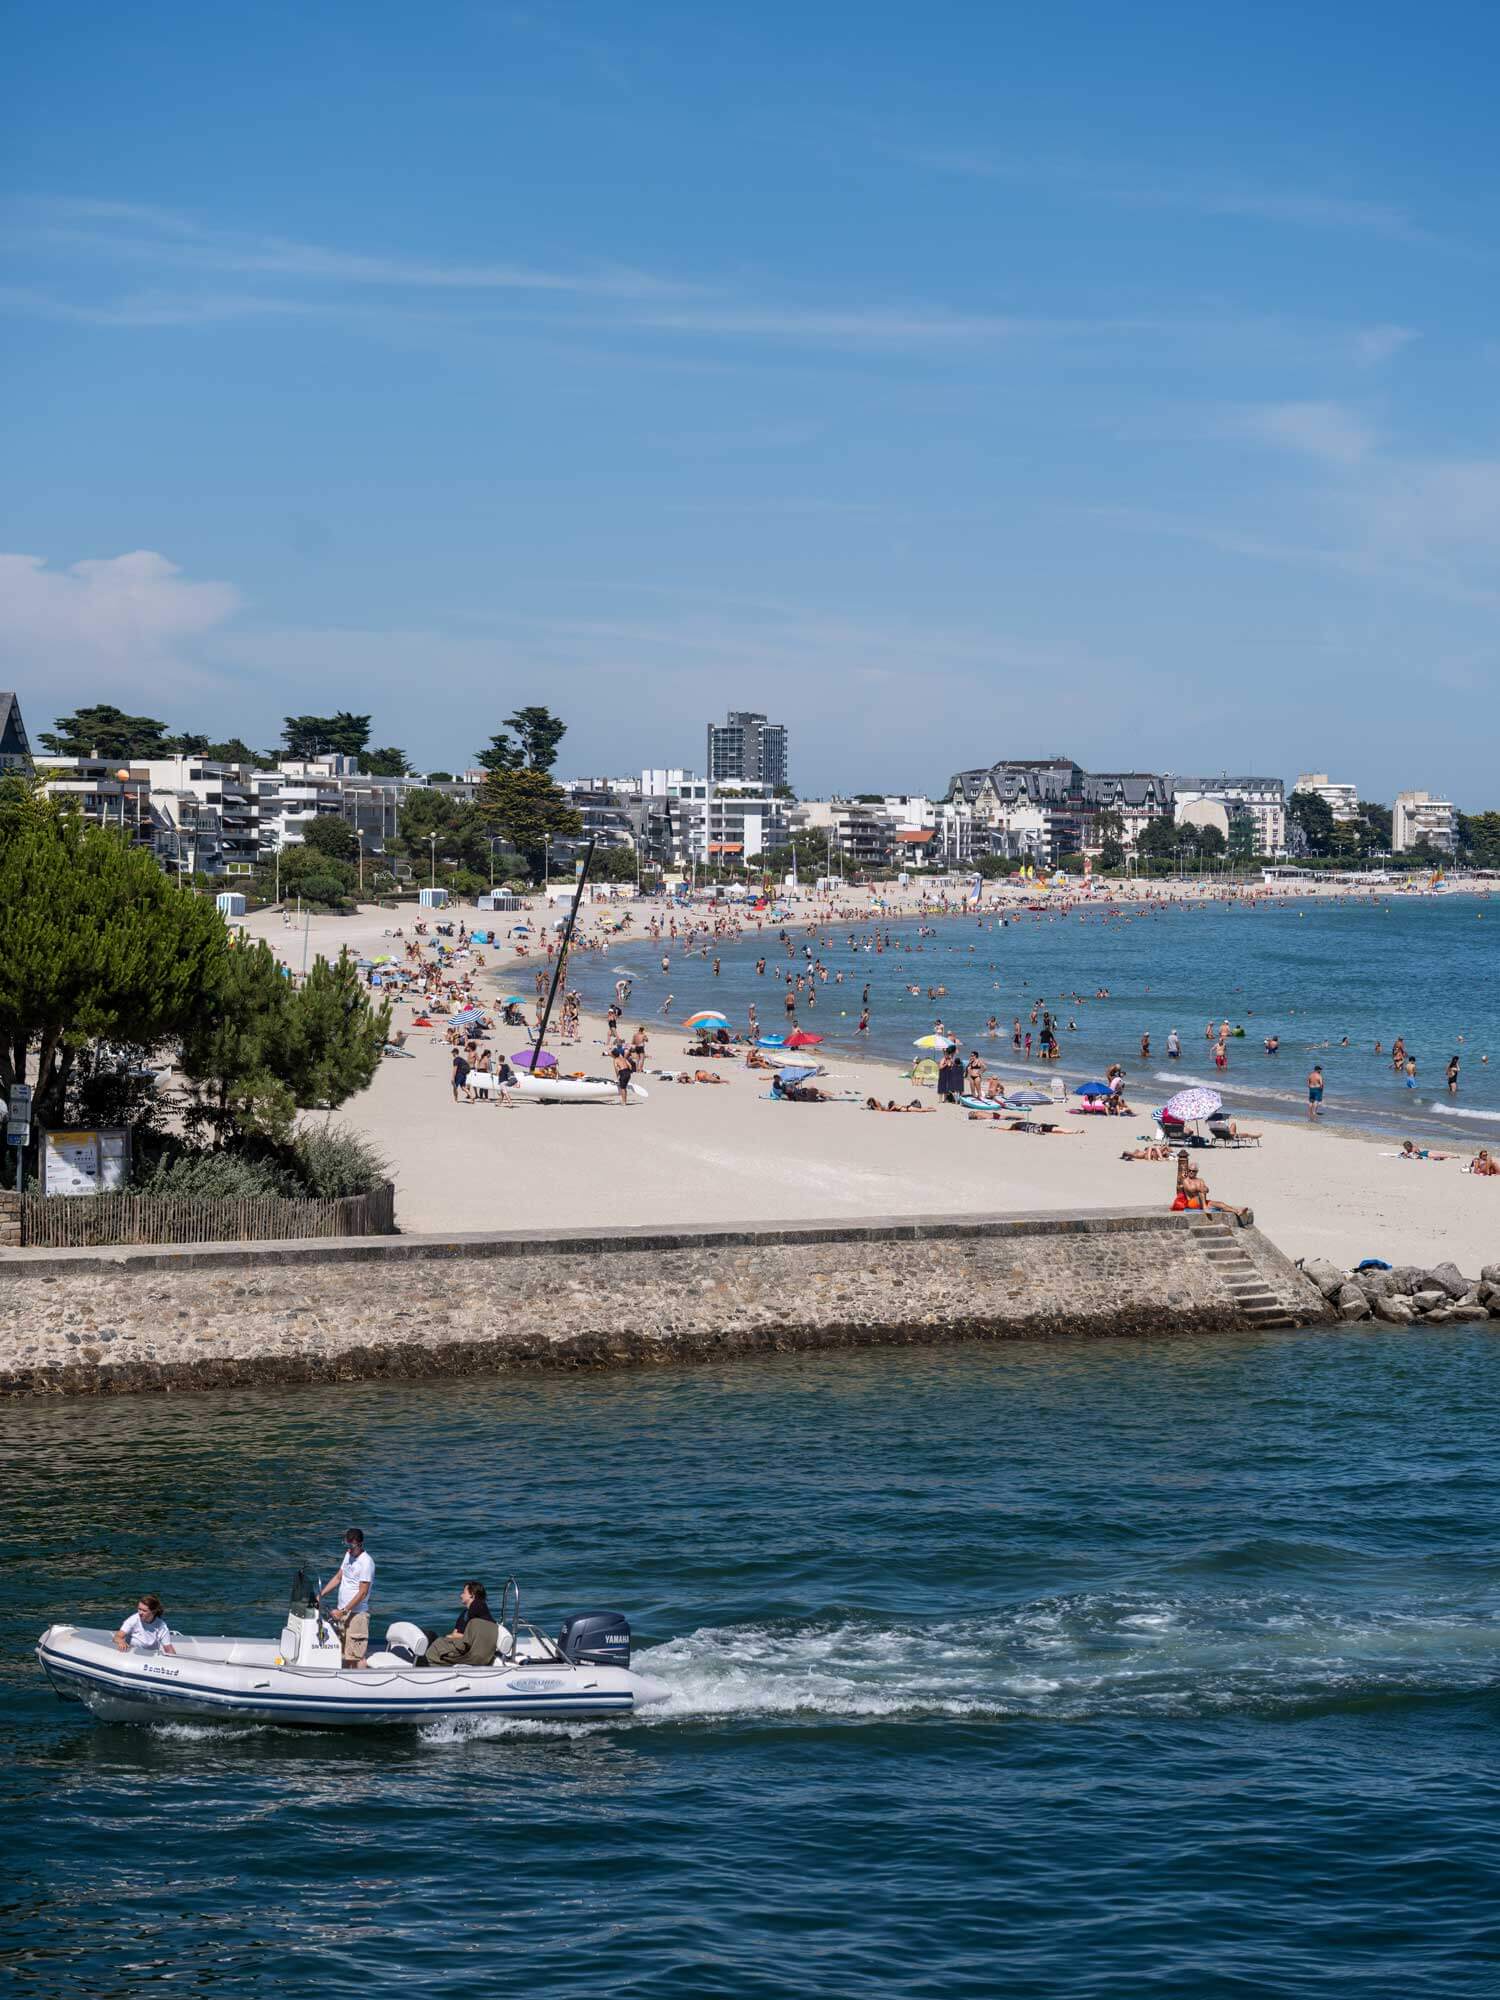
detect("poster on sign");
top-left (39, 1128), bottom-right (132, 1197)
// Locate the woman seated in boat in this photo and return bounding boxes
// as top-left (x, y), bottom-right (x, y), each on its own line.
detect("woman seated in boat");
top-left (114, 1593), bottom-right (175, 1655)
top-left (424, 1581), bottom-right (501, 1668)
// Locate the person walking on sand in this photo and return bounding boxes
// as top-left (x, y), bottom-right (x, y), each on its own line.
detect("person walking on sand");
top-left (1307, 1062), bottom-right (1324, 1120)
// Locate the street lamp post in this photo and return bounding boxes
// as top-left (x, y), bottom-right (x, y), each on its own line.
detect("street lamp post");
top-left (357, 826), bottom-right (365, 896)
top-left (544, 833), bottom-right (551, 890)
top-left (429, 831), bottom-right (437, 890)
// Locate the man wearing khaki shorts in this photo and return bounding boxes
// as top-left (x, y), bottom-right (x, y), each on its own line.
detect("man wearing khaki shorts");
top-left (318, 1527), bottom-right (375, 1668)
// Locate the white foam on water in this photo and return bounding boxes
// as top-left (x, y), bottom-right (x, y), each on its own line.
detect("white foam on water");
top-left (626, 1595), bottom-right (1500, 1727)
top-left (150, 1722), bottom-right (265, 1743)
top-left (1428, 1101), bottom-right (1500, 1122)
top-left (418, 1715), bottom-right (612, 1745)
top-left (1154, 1071), bottom-right (1215, 1087)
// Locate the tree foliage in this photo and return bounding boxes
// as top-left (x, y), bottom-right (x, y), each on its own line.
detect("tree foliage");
top-left (1287, 789), bottom-right (1336, 857)
top-left (0, 807), bottom-right (227, 1119)
top-left (475, 765), bottom-right (583, 875)
top-left (363, 745), bottom-right (412, 776)
top-left (177, 941), bottom-right (389, 1142)
top-left (395, 788), bottom-right (491, 872)
top-left (302, 814), bottom-right (359, 864)
top-left (281, 712), bottom-right (372, 759)
top-left (1458, 811), bottom-right (1500, 868)
top-left (477, 706), bottom-right (568, 775)
top-left (38, 704), bottom-right (175, 760)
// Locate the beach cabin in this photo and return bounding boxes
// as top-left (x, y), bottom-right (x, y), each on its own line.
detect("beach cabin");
top-left (418, 887), bottom-right (449, 909)
top-left (215, 892), bottom-right (247, 918)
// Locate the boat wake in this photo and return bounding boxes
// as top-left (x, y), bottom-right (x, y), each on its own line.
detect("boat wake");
top-left (623, 1592), bottom-right (1500, 1726)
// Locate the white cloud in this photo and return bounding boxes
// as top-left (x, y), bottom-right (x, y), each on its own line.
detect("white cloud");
top-left (0, 552), bottom-right (241, 702)
top-left (1233, 400), bottom-right (1376, 464)
top-left (1353, 323), bottom-right (1418, 366)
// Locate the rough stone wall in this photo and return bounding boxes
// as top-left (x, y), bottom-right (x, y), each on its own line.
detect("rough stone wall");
top-left (0, 1193), bottom-right (19, 1250)
top-left (0, 1209), bottom-right (1329, 1398)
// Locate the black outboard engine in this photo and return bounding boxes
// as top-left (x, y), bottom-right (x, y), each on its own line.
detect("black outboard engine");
top-left (557, 1612), bottom-right (631, 1669)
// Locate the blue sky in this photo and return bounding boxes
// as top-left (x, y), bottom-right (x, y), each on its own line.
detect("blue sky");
top-left (3, 1), bottom-right (1498, 799)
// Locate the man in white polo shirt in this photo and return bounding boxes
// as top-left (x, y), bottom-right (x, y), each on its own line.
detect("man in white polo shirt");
top-left (317, 1527), bottom-right (375, 1669)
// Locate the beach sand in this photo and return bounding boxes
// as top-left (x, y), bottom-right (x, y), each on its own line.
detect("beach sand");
top-left (240, 901), bottom-right (1500, 1276)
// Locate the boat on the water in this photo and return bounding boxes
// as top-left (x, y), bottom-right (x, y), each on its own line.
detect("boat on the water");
top-left (37, 1574), bottom-right (669, 1729)
top-left (510, 1073), bottom-right (648, 1104)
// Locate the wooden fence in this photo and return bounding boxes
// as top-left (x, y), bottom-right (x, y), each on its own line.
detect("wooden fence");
top-left (16, 1180), bottom-right (397, 1248)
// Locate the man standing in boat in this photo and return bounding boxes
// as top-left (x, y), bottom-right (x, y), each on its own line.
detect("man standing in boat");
top-left (318, 1527), bottom-right (374, 1669)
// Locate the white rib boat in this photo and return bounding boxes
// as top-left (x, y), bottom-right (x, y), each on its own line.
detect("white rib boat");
top-left (37, 1576), bottom-right (669, 1729)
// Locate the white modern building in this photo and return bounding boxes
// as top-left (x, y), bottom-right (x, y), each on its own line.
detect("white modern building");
top-left (1293, 773), bottom-right (1360, 821)
top-left (666, 777), bottom-right (789, 867)
top-left (1392, 790), bottom-right (1456, 853)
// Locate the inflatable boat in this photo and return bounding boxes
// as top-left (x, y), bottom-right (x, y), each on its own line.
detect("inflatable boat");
top-left (37, 1575), bottom-right (669, 1730)
top-left (510, 1073), bottom-right (648, 1104)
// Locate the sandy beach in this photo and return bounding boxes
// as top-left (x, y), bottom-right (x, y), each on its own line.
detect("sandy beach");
top-left (236, 897), bottom-right (1499, 1276)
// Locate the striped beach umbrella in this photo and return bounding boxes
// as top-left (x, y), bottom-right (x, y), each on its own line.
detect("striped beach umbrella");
top-left (1162, 1086), bottom-right (1223, 1122)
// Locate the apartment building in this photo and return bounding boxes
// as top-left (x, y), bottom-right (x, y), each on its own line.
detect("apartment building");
top-left (1392, 790), bottom-right (1456, 853)
top-left (705, 711), bottom-right (789, 791)
top-left (1171, 775), bottom-right (1286, 857)
top-left (1293, 773), bottom-right (1360, 821)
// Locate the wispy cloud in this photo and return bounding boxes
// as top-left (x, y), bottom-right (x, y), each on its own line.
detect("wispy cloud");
top-left (901, 148), bottom-right (1464, 253)
top-left (1352, 323), bottom-right (1419, 366)
top-left (13, 196), bottom-right (691, 300)
top-left (1231, 400), bottom-right (1377, 465)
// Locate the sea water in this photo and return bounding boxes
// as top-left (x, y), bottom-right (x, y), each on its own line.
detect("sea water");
top-left (564, 891), bottom-right (1500, 1144)
top-left (5, 1334), bottom-right (1500, 1995)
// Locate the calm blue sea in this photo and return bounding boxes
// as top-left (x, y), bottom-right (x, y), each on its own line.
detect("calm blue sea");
top-left (5, 1335), bottom-right (1500, 1996)
top-left (565, 891), bottom-right (1500, 1143)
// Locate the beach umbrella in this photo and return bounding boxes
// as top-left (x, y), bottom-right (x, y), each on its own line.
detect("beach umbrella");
top-left (449, 1007), bottom-right (485, 1028)
top-left (501, 994), bottom-right (528, 1005)
top-left (914, 1034), bottom-right (956, 1051)
top-left (786, 1029), bottom-right (823, 1047)
top-left (1075, 1081), bottom-right (1112, 1097)
top-left (777, 1065), bottom-right (818, 1084)
top-left (1163, 1086), bottom-right (1223, 1122)
top-left (1009, 1089), bottom-right (1052, 1107)
top-left (684, 1010), bottom-right (729, 1028)
top-left (511, 1049), bottom-right (558, 1070)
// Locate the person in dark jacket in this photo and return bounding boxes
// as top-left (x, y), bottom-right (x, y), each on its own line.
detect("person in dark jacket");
top-left (937, 1050), bottom-right (965, 1102)
top-left (425, 1581), bottom-right (502, 1667)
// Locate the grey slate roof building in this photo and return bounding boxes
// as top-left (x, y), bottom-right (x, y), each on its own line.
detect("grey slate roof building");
top-left (0, 692), bottom-right (33, 774)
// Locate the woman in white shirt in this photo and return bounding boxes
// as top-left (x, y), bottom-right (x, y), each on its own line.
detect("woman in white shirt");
top-left (114, 1593), bottom-right (175, 1654)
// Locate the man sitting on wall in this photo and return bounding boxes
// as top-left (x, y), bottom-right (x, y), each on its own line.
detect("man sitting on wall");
top-left (424, 1581), bottom-right (502, 1667)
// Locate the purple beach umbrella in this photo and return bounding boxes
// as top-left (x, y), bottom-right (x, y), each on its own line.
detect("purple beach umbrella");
top-left (511, 1049), bottom-right (558, 1070)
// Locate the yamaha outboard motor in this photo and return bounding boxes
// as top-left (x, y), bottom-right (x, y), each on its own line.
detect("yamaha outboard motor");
top-left (557, 1612), bottom-right (631, 1669)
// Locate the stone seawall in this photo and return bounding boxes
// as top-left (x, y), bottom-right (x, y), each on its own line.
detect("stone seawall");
top-left (0, 1208), bottom-right (1328, 1398)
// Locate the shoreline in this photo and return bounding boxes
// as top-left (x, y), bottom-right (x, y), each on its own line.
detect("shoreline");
top-left (201, 899), bottom-right (1500, 1275)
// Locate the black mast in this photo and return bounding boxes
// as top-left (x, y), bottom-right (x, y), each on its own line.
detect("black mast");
top-left (529, 839), bottom-right (596, 1071)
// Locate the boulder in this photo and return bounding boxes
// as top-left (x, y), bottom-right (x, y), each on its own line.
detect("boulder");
top-left (1360, 1271), bottom-right (1398, 1300)
top-left (1373, 1295), bottom-right (1415, 1325)
top-left (1480, 1282), bottom-right (1499, 1306)
top-left (1424, 1263), bottom-right (1470, 1300)
top-left (1302, 1258), bottom-right (1346, 1300)
top-left (1447, 1304), bottom-right (1490, 1323)
top-left (1422, 1309), bottom-right (1455, 1326)
top-left (1411, 1291), bottom-right (1448, 1314)
top-left (1389, 1266), bottom-right (1427, 1297)
top-left (1338, 1293), bottom-right (1372, 1321)
top-left (1482, 1264), bottom-right (1500, 1287)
